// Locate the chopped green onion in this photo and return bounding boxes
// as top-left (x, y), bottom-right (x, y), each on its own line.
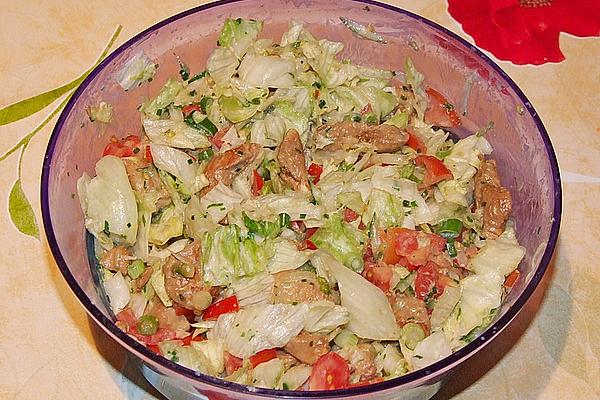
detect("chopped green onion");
top-left (400, 323), bottom-right (425, 350)
top-left (446, 240), bottom-right (457, 257)
top-left (199, 96), bottom-right (213, 113)
top-left (137, 315), bottom-right (159, 336)
top-left (178, 60), bottom-right (190, 81)
top-left (317, 276), bottom-right (330, 295)
top-left (334, 329), bottom-right (359, 348)
top-left (318, 99), bottom-right (326, 109)
top-left (103, 221), bottom-right (110, 236)
top-left (127, 260), bottom-right (145, 279)
top-left (278, 213), bottom-right (291, 229)
top-left (364, 112), bottom-right (378, 124)
top-left (198, 148), bottom-right (214, 161)
top-left (188, 70), bottom-right (208, 83)
top-left (184, 115), bottom-right (218, 135)
top-left (436, 218), bottom-right (463, 240)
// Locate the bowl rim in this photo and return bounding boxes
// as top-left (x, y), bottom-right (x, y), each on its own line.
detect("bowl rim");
top-left (41, 0), bottom-right (562, 397)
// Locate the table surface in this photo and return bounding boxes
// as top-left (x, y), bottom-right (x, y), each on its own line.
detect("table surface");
top-left (1, 1), bottom-right (599, 399)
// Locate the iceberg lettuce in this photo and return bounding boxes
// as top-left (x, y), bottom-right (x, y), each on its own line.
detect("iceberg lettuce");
top-left (310, 213), bottom-right (367, 272)
top-left (218, 18), bottom-right (264, 59)
top-left (325, 253), bottom-right (400, 340)
top-left (140, 79), bottom-right (182, 115)
top-left (142, 118), bottom-right (211, 149)
top-left (238, 55), bottom-right (295, 88)
top-left (207, 47), bottom-right (239, 86)
top-left (77, 156), bottom-right (138, 245)
top-left (116, 51), bottom-right (157, 91)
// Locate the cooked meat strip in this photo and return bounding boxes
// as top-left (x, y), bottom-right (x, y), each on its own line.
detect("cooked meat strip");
top-left (317, 121), bottom-right (408, 153)
top-left (272, 270), bottom-right (328, 304)
top-left (202, 142), bottom-right (261, 195)
top-left (99, 245), bottom-right (129, 275)
top-left (163, 240), bottom-right (212, 312)
top-left (277, 129), bottom-right (310, 191)
top-left (474, 159), bottom-right (512, 239)
top-left (347, 343), bottom-right (378, 381)
top-left (122, 158), bottom-right (171, 210)
top-left (391, 294), bottom-right (430, 331)
top-left (284, 331), bottom-right (330, 365)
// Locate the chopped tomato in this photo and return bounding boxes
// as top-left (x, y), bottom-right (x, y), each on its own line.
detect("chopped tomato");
top-left (116, 308), bottom-right (138, 330)
top-left (181, 334), bottom-right (204, 346)
top-left (147, 344), bottom-right (162, 354)
top-left (406, 130), bottom-right (427, 153)
top-left (291, 220), bottom-right (306, 233)
top-left (362, 266), bottom-right (394, 292)
top-left (224, 352), bottom-right (243, 375)
top-left (252, 169), bottom-right (264, 196)
top-left (427, 233), bottom-right (447, 255)
top-left (414, 155), bottom-right (453, 188)
top-left (348, 377), bottom-right (385, 388)
top-left (305, 239), bottom-right (318, 250)
top-left (343, 207), bottom-right (359, 223)
top-left (202, 296), bottom-right (239, 320)
top-left (424, 87), bottom-right (461, 127)
top-left (414, 262), bottom-right (440, 300)
top-left (360, 103), bottom-right (373, 116)
top-left (144, 144), bottom-right (153, 163)
top-left (210, 127), bottom-right (228, 149)
top-left (174, 305), bottom-right (196, 321)
top-left (102, 135), bottom-right (142, 158)
top-left (182, 104), bottom-right (202, 116)
top-left (305, 227), bottom-right (318, 240)
top-left (504, 269), bottom-right (520, 288)
top-left (309, 352), bottom-right (350, 390)
top-left (307, 163), bottom-right (323, 184)
top-left (383, 228), bottom-right (419, 263)
top-left (135, 327), bottom-right (177, 346)
top-left (249, 349), bottom-right (277, 368)
top-left (436, 275), bottom-right (456, 297)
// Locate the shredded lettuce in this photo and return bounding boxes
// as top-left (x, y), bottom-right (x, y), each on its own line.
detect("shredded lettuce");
top-left (78, 156), bottom-right (138, 245)
top-left (150, 265), bottom-right (173, 307)
top-left (252, 358), bottom-right (285, 389)
top-left (304, 300), bottom-right (350, 334)
top-left (150, 144), bottom-right (199, 192)
top-left (191, 339), bottom-right (225, 375)
top-left (103, 271), bottom-right (131, 312)
top-left (212, 303), bottom-right (308, 358)
top-left (277, 365), bottom-right (311, 390)
top-left (207, 47), bottom-right (239, 86)
top-left (140, 79), bottom-right (182, 115)
top-left (364, 188), bottom-right (404, 230)
top-left (310, 213), bottom-right (367, 272)
top-left (116, 51), bottom-right (157, 91)
top-left (218, 18), bottom-right (264, 59)
top-left (201, 224), bottom-right (273, 286)
top-left (268, 239), bottom-right (314, 273)
top-left (143, 118), bottom-right (211, 149)
top-left (238, 55), bottom-right (295, 88)
top-left (325, 253), bottom-right (400, 340)
top-left (148, 205), bottom-right (183, 245)
top-left (408, 331), bottom-right (452, 370)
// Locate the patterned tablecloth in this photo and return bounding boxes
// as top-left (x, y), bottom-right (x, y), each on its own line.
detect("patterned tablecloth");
top-left (0, 1), bottom-right (598, 399)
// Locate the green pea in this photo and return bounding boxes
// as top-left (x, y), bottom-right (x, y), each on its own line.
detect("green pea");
top-left (137, 315), bottom-right (159, 336)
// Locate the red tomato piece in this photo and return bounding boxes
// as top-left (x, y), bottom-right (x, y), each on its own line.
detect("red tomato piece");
top-left (362, 266), bottom-right (394, 292)
top-left (305, 227), bottom-right (318, 240)
top-left (291, 220), bottom-right (306, 233)
top-left (427, 233), bottom-right (447, 255)
top-left (414, 262), bottom-right (440, 300)
top-left (414, 155), bottom-right (453, 188)
top-left (147, 344), bottom-right (162, 355)
top-left (102, 135), bottom-right (142, 158)
top-left (305, 239), bottom-right (318, 250)
top-left (210, 127), bottom-right (229, 149)
top-left (181, 334), bottom-right (204, 346)
top-left (504, 269), bottom-right (520, 288)
top-left (202, 296), bottom-right (240, 321)
top-left (406, 130), bottom-right (427, 153)
top-left (252, 169), bottom-right (264, 196)
top-left (249, 349), bottom-right (277, 368)
top-left (309, 352), bottom-right (350, 390)
top-left (174, 305), bottom-right (196, 321)
top-left (436, 275), bottom-right (456, 297)
top-left (182, 104), bottom-right (201, 116)
top-left (343, 207), bottom-right (359, 223)
top-left (145, 145), bottom-right (153, 163)
top-left (116, 308), bottom-right (138, 330)
top-left (307, 163), bottom-right (323, 184)
top-left (424, 87), bottom-right (461, 127)
top-left (224, 352), bottom-right (243, 375)
top-left (136, 328), bottom-right (177, 346)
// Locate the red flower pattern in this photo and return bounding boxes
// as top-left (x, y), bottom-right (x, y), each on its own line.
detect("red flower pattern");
top-left (447, 0), bottom-right (600, 65)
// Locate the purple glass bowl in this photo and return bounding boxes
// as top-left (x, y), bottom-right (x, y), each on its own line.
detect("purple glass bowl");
top-left (41, 0), bottom-right (561, 399)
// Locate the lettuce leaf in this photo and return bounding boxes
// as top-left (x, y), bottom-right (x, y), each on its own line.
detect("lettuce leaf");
top-left (324, 253), bottom-right (400, 340)
top-left (116, 51), bottom-right (157, 91)
top-left (364, 188), bottom-right (404, 230)
top-left (103, 271), bottom-right (131, 312)
top-left (140, 79), bottom-right (182, 115)
top-left (267, 239), bottom-right (314, 273)
top-left (150, 144), bottom-right (198, 192)
top-left (78, 156), bottom-right (138, 245)
top-left (310, 213), bottom-right (367, 272)
top-left (142, 118), bottom-right (211, 149)
top-left (207, 47), bottom-right (239, 86)
top-left (238, 55), bottom-right (295, 88)
top-left (252, 358), bottom-right (285, 389)
top-left (218, 18), bottom-right (263, 59)
top-left (304, 300), bottom-right (350, 334)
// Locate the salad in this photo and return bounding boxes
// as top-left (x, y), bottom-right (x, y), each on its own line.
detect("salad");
top-left (78, 18), bottom-right (526, 391)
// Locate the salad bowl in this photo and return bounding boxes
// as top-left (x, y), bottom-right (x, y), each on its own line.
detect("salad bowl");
top-left (41, 0), bottom-right (561, 399)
